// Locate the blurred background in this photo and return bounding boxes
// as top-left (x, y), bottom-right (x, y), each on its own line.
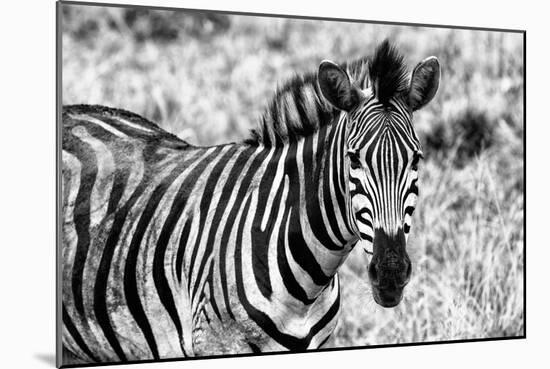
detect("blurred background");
top-left (61, 4), bottom-right (524, 347)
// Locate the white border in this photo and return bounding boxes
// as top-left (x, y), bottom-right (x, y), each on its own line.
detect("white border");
top-left (0, 1), bottom-right (544, 368)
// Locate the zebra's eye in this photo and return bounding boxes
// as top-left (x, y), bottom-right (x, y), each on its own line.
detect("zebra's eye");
top-left (347, 150), bottom-right (362, 169)
top-left (411, 151), bottom-right (423, 170)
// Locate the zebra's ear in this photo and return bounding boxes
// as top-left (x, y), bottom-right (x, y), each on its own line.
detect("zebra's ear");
top-left (318, 60), bottom-right (361, 112)
top-left (408, 56), bottom-right (440, 111)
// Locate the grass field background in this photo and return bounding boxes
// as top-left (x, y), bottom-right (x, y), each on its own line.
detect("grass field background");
top-left (61, 4), bottom-right (524, 348)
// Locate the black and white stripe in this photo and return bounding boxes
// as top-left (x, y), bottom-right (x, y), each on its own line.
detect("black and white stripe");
top-left (347, 96), bottom-right (422, 250)
top-left (61, 41), bottom-right (440, 364)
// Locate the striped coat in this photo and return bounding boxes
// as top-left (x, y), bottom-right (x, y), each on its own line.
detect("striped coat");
top-left (62, 103), bottom-right (349, 361)
top-left (61, 41), bottom-right (440, 364)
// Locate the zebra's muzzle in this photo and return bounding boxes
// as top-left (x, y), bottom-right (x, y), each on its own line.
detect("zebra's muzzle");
top-left (372, 285), bottom-right (405, 307)
top-left (367, 228), bottom-right (412, 308)
top-left (368, 263), bottom-right (410, 308)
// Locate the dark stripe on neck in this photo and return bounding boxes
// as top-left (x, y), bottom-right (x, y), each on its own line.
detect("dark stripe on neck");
top-left (237, 217), bottom-right (340, 351)
top-left (321, 124), bottom-right (349, 247)
top-left (284, 142), bottom-right (334, 286)
top-left (278, 206), bottom-right (315, 305)
top-left (250, 148), bottom-right (285, 299)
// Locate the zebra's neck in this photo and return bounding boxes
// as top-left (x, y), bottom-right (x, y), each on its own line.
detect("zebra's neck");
top-left (267, 114), bottom-right (359, 301)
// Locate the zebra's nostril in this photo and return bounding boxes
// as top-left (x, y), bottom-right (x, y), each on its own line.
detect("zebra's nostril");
top-left (369, 257), bottom-right (411, 288)
top-left (368, 263), bottom-right (378, 284)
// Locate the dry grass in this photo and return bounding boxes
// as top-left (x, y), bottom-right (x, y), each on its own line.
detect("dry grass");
top-left (61, 4), bottom-right (524, 347)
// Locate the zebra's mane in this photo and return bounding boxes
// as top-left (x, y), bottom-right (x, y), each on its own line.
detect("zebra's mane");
top-left (369, 40), bottom-right (409, 105)
top-left (246, 40), bottom-right (409, 147)
top-left (245, 72), bottom-right (337, 146)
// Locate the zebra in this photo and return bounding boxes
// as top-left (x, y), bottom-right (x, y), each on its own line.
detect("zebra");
top-left (60, 40), bottom-right (440, 364)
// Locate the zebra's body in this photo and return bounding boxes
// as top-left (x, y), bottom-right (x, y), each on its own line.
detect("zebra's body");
top-left (61, 41), bottom-right (440, 364)
top-left (62, 102), bottom-right (352, 361)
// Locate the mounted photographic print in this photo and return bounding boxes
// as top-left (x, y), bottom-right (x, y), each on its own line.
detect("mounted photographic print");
top-left (56, 1), bottom-right (525, 367)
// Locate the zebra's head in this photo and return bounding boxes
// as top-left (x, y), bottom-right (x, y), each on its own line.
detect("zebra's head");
top-left (318, 41), bottom-right (440, 307)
